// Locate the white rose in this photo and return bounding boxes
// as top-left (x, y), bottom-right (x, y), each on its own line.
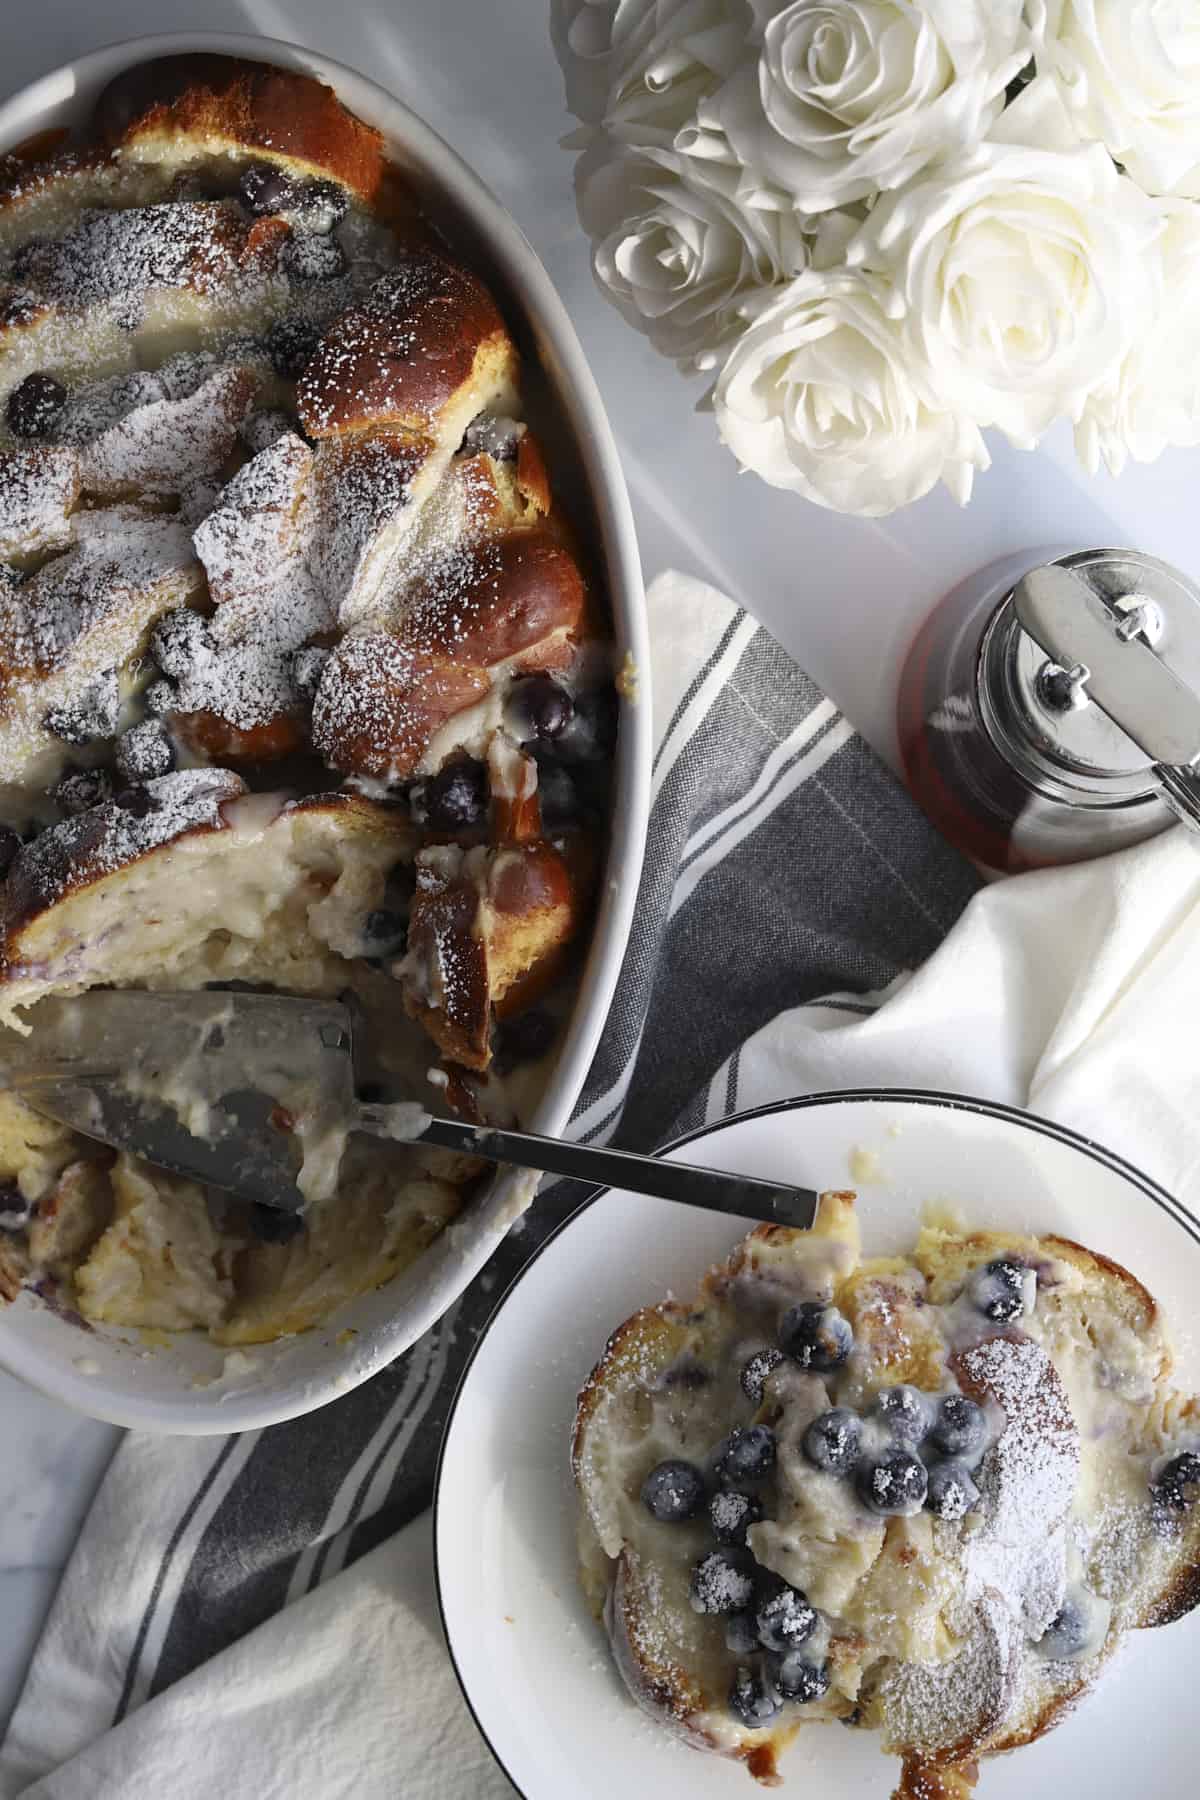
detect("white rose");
top-left (578, 140), bottom-right (810, 365)
top-left (712, 267), bottom-right (989, 516)
top-left (719, 0), bottom-right (1029, 213)
top-left (551, 0), bottom-right (657, 126)
top-left (1076, 201), bottom-right (1200, 475)
top-left (551, 0), bottom-right (750, 142)
top-left (1028, 0), bottom-right (1200, 198)
top-left (848, 80), bottom-right (1163, 448)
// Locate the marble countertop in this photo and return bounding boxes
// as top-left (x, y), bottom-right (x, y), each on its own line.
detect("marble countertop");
top-left (3, 0), bottom-right (1200, 1745)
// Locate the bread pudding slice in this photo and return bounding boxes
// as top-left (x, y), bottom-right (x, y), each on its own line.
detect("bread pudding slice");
top-left (574, 1198), bottom-right (1200, 1794)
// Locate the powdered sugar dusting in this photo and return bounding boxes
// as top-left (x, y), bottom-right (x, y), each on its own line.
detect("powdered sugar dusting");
top-left (72, 365), bottom-right (257, 498)
top-left (0, 445), bottom-right (80, 558)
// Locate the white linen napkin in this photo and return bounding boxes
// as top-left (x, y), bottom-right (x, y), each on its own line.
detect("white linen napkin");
top-left (5, 576), bottom-right (1200, 1799)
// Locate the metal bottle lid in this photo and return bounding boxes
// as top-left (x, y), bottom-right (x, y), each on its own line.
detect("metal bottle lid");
top-left (978, 548), bottom-right (1200, 827)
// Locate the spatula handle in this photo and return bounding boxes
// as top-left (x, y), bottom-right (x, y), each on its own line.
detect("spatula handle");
top-left (356, 1105), bottom-right (820, 1230)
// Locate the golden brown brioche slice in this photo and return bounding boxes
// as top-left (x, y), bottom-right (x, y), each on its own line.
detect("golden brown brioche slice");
top-left (91, 54), bottom-right (390, 203)
top-left (296, 251), bottom-right (519, 443)
top-left (311, 526), bottom-right (587, 782)
top-left (400, 839), bottom-right (586, 1069)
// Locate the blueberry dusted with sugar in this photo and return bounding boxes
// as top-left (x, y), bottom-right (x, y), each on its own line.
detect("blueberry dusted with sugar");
top-left (238, 162), bottom-right (299, 216)
top-left (247, 1203), bottom-right (304, 1245)
top-left (925, 1460), bottom-right (981, 1522)
top-left (295, 178), bottom-right (349, 231)
top-left (1152, 1450), bottom-right (1200, 1512)
top-left (640, 1458), bottom-right (705, 1523)
top-left (857, 1449), bottom-right (928, 1517)
top-left (1034, 1588), bottom-right (1111, 1662)
top-left (506, 675), bottom-right (574, 744)
top-left (802, 1407), bottom-right (862, 1475)
top-left (873, 1385), bottom-right (931, 1446)
top-left (714, 1424), bottom-right (777, 1485)
top-left (969, 1257), bottom-right (1028, 1323)
top-left (52, 767), bottom-right (113, 816)
top-left (143, 679), bottom-right (176, 718)
top-left (724, 1610), bottom-right (759, 1657)
top-left (115, 721), bottom-right (174, 783)
top-left (241, 408), bottom-right (296, 455)
top-left (931, 1394), bottom-right (987, 1458)
top-left (689, 1549), bottom-right (754, 1615)
top-left (709, 1489), bottom-right (764, 1547)
top-left (728, 1664), bottom-right (782, 1730)
top-left (771, 1652), bottom-right (830, 1705)
top-left (7, 371), bottom-right (66, 438)
top-left (43, 668), bottom-right (120, 746)
top-left (156, 349), bottom-right (217, 400)
top-left (290, 644), bottom-right (330, 703)
top-left (755, 1582), bottom-right (817, 1653)
top-left (150, 608), bottom-right (213, 681)
top-left (283, 233), bottom-right (346, 283)
top-left (779, 1301), bottom-right (852, 1373)
top-left (740, 1347), bottom-right (785, 1408)
top-left (113, 785), bottom-right (158, 820)
top-left (0, 825), bottom-right (22, 878)
top-left (423, 757), bottom-right (488, 832)
top-left (267, 316), bottom-right (321, 380)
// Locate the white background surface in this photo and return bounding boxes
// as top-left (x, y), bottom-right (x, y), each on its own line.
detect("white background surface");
top-left (3, 0), bottom-right (1200, 1747)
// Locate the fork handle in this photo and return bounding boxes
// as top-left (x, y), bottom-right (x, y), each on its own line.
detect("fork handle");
top-left (355, 1105), bottom-right (820, 1231)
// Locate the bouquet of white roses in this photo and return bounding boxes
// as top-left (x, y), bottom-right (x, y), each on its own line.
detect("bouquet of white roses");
top-left (551, 0), bottom-right (1200, 517)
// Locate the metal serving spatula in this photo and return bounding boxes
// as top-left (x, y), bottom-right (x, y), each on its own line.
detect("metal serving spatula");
top-left (4, 992), bottom-right (820, 1230)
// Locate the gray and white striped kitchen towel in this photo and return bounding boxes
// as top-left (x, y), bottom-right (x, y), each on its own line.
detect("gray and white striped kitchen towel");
top-left (0, 570), bottom-right (978, 1794)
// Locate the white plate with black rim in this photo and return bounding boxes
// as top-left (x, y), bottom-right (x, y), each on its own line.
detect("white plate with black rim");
top-left (434, 1090), bottom-right (1200, 1799)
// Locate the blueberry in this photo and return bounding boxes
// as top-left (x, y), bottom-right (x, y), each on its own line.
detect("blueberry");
top-left (755, 1583), bottom-right (817, 1653)
top-left (506, 675), bottom-right (574, 744)
top-left (0, 825), bottom-right (22, 877)
top-left (709, 1489), bottom-right (764, 1547)
top-left (360, 908), bottom-right (407, 957)
top-left (1152, 1450), bottom-right (1200, 1512)
top-left (969, 1257), bottom-right (1028, 1323)
top-left (143, 678), bottom-right (177, 717)
top-left (640, 1458), bottom-right (705, 1523)
top-left (43, 669), bottom-right (120, 745)
top-left (266, 316), bottom-right (321, 380)
top-left (7, 371), bottom-right (66, 438)
top-left (239, 163), bottom-right (299, 216)
top-left (1034, 1589), bottom-right (1109, 1661)
top-left (873, 1385), bottom-right (931, 1446)
top-left (493, 1009), bottom-right (557, 1071)
top-left (115, 720), bottom-right (174, 782)
top-left (52, 767), bottom-right (113, 815)
top-left (10, 239), bottom-right (46, 283)
top-left (296, 178), bottom-right (349, 229)
top-left (802, 1407), bottom-right (862, 1475)
top-left (0, 1181), bottom-right (31, 1231)
top-left (283, 234), bottom-right (346, 282)
top-left (533, 760), bottom-right (579, 828)
top-left (714, 1424), bottom-right (777, 1485)
top-left (724, 1610), bottom-right (759, 1657)
top-left (924, 1460), bottom-right (981, 1522)
top-left (150, 608), bottom-right (213, 681)
top-left (553, 686), bottom-right (618, 764)
top-left (422, 758), bottom-right (488, 831)
top-left (247, 1203), bottom-right (305, 1245)
top-left (740, 1347), bottom-right (785, 1408)
top-left (689, 1549), bottom-right (754, 1615)
top-left (290, 643), bottom-right (329, 702)
top-left (770, 1652), bottom-right (830, 1705)
top-left (156, 349), bottom-right (217, 400)
top-left (930, 1394), bottom-right (987, 1458)
top-left (113, 785), bottom-right (158, 819)
top-left (779, 1301), bottom-right (852, 1373)
top-left (241, 408), bottom-right (296, 455)
top-left (856, 1450), bottom-right (928, 1517)
top-left (728, 1664), bottom-right (782, 1730)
